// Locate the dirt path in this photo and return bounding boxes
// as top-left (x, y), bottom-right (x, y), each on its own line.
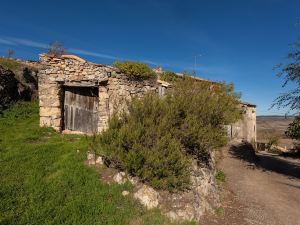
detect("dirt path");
top-left (218, 142), bottom-right (300, 225)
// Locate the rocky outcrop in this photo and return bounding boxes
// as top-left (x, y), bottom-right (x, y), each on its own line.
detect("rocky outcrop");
top-left (134, 185), bottom-right (159, 209)
top-left (88, 152), bottom-right (219, 223)
top-left (0, 65), bottom-right (20, 109)
top-left (158, 161), bottom-right (219, 222)
top-left (130, 160), bottom-right (219, 222)
top-left (0, 58), bottom-right (41, 110)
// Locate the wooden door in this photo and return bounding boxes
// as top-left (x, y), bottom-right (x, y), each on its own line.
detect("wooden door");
top-left (64, 86), bottom-right (99, 133)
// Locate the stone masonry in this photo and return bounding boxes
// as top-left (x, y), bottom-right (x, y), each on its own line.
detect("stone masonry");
top-left (229, 102), bottom-right (256, 142)
top-left (38, 53), bottom-right (256, 141)
top-left (38, 54), bottom-right (157, 132)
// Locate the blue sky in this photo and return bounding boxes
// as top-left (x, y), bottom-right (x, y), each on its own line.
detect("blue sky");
top-left (0, 0), bottom-right (299, 115)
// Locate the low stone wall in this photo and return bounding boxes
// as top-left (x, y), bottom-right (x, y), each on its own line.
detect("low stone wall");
top-left (38, 54), bottom-right (157, 132)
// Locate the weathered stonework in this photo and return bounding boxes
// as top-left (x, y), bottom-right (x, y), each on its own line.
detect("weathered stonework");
top-left (38, 54), bottom-right (256, 140)
top-left (38, 54), bottom-right (157, 133)
top-left (229, 102), bottom-right (256, 142)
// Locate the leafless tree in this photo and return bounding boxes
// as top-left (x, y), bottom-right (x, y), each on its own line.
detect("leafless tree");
top-left (47, 41), bottom-right (66, 57)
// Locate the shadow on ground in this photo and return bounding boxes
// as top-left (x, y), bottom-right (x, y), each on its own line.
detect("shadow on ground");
top-left (229, 142), bottom-right (300, 179)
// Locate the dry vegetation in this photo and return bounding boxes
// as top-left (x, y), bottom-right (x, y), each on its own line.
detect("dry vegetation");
top-left (256, 116), bottom-right (297, 150)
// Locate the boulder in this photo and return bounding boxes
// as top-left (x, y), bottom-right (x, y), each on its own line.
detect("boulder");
top-left (134, 185), bottom-right (159, 209)
top-left (113, 172), bottom-right (127, 184)
top-left (95, 156), bottom-right (104, 165)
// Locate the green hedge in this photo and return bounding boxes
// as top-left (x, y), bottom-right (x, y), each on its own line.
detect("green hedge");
top-left (159, 71), bottom-right (178, 82)
top-left (97, 78), bottom-right (241, 191)
top-left (113, 61), bottom-right (155, 79)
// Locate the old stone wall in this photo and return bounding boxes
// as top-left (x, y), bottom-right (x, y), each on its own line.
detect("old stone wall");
top-left (229, 103), bottom-right (256, 142)
top-left (38, 54), bottom-right (157, 132)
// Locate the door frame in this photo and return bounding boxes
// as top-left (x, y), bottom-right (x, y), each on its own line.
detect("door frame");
top-left (61, 82), bottom-right (100, 134)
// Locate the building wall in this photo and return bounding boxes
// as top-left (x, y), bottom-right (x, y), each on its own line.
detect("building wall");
top-left (38, 54), bottom-right (157, 133)
top-left (229, 104), bottom-right (256, 142)
top-left (39, 54), bottom-right (256, 140)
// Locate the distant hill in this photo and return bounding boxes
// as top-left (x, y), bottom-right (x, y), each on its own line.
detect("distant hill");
top-left (257, 115), bottom-right (294, 139)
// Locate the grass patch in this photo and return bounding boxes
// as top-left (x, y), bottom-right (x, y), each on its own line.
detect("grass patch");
top-left (0, 57), bottom-right (22, 72)
top-left (0, 102), bottom-right (194, 225)
top-left (215, 170), bottom-right (226, 184)
top-left (215, 207), bottom-right (225, 216)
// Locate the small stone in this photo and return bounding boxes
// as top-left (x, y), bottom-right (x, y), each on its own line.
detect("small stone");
top-left (113, 172), bottom-right (127, 184)
top-left (87, 151), bottom-right (95, 160)
top-left (87, 151), bottom-right (95, 165)
top-left (95, 156), bottom-right (104, 165)
top-left (122, 190), bottom-right (130, 196)
top-left (128, 175), bottom-right (139, 185)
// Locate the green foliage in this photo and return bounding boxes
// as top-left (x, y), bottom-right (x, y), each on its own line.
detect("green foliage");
top-left (285, 116), bottom-right (300, 140)
top-left (0, 102), bottom-right (194, 225)
top-left (0, 57), bottom-right (22, 72)
top-left (159, 71), bottom-right (178, 82)
top-left (273, 39), bottom-right (300, 111)
top-left (113, 61), bottom-right (155, 79)
top-left (97, 78), bottom-right (241, 191)
top-left (215, 170), bottom-right (226, 184)
top-left (0, 101), bottom-right (38, 121)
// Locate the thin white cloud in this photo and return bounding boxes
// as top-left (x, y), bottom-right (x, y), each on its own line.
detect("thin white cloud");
top-left (8, 37), bottom-right (49, 49)
top-left (0, 36), bottom-right (161, 65)
top-left (140, 59), bottom-right (158, 66)
top-left (68, 48), bottom-right (118, 60)
top-left (0, 36), bottom-right (119, 60)
top-left (0, 38), bottom-right (17, 46)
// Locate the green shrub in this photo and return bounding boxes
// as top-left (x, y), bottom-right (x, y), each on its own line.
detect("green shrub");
top-left (215, 170), bottom-right (226, 184)
top-left (285, 116), bottom-right (300, 140)
top-left (0, 57), bottom-right (22, 72)
top-left (113, 61), bottom-right (155, 79)
top-left (159, 71), bottom-right (178, 82)
top-left (97, 78), bottom-right (241, 191)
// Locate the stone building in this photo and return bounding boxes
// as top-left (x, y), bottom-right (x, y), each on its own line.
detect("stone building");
top-left (38, 54), bottom-right (256, 142)
top-left (38, 54), bottom-right (156, 133)
top-left (228, 102), bottom-right (256, 142)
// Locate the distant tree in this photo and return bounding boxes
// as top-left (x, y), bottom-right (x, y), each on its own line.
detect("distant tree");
top-left (47, 41), bottom-right (66, 57)
top-left (6, 48), bottom-right (14, 58)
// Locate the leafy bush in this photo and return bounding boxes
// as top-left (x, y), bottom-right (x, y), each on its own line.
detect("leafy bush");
top-left (285, 116), bottom-right (300, 140)
top-left (159, 71), bottom-right (178, 82)
top-left (113, 61), bottom-right (155, 79)
top-left (97, 78), bottom-right (241, 191)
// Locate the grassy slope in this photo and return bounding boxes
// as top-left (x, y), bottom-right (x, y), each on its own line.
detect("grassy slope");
top-left (0, 102), bottom-right (194, 225)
